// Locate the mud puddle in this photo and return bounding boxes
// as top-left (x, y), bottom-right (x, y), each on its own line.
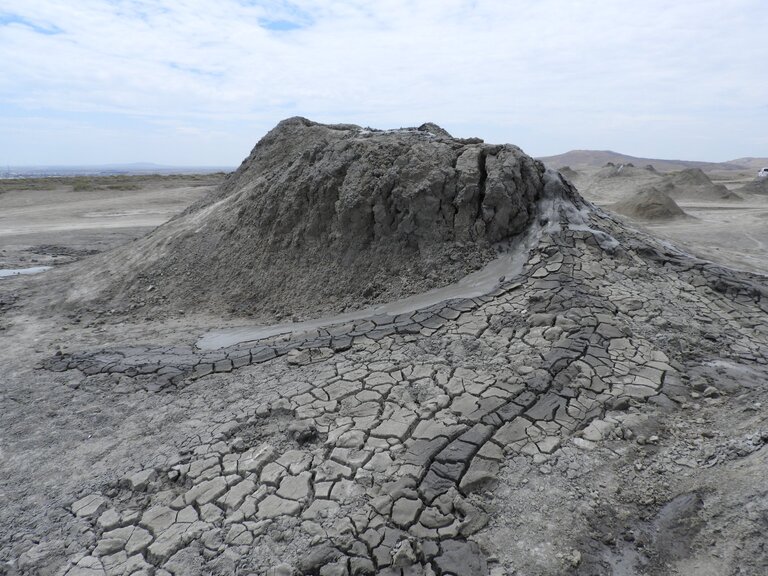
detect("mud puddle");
top-left (0, 266), bottom-right (51, 278)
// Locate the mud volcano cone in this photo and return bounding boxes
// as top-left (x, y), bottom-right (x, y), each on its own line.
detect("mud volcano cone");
top-left (735, 177), bottom-right (768, 195)
top-left (58, 117), bottom-right (579, 319)
top-left (660, 168), bottom-right (741, 201)
top-left (612, 186), bottom-right (689, 221)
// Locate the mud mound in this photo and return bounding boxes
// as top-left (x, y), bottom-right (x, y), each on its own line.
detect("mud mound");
top-left (593, 163), bottom-right (655, 180)
top-left (660, 168), bottom-right (741, 201)
top-left (54, 117), bottom-right (569, 319)
top-left (611, 186), bottom-right (689, 220)
top-left (735, 177), bottom-right (768, 195)
top-left (577, 163), bottom-right (662, 203)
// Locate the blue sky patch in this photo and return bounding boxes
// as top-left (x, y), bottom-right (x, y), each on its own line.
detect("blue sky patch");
top-left (0, 13), bottom-right (62, 35)
top-left (168, 62), bottom-right (225, 79)
top-left (258, 18), bottom-right (305, 31)
top-left (246, 0), bottom-right (314, 31)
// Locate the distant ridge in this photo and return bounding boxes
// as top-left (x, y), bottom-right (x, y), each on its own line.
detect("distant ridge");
top-left (727, 157), bottom-right (768, 171)
top-left (537, 150), bottom-right (764, 173)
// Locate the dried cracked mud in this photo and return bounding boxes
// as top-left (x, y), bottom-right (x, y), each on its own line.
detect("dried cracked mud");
top-left (2, 122), bottom-right (768, 576)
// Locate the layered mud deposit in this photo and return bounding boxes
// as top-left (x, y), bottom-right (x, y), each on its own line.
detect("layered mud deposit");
top-left (3, 121), bottom-right (768, 576)
top-left (55, 118), bottom-right (552, 320)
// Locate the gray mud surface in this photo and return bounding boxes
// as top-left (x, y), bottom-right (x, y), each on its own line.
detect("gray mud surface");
top-left (2, 125), bottom-right (768, 576)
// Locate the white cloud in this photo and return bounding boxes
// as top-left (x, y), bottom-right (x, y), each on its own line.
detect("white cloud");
top-left (0, 0), bottom-right (766, 164)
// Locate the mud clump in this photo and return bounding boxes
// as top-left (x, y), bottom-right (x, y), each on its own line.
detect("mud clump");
top-left (55, 117), bottom-right (555, 319)
top-left (611, 186), bottom-right (689, 221)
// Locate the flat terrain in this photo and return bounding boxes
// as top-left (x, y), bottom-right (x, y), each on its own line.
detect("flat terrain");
top-left (644, 200), bottom-right (768, 276)
top-left (0, 174), bottom-right (223, 269)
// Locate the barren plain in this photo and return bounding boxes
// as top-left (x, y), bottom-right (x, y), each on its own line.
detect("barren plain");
top-left (1, 121), bottom-right (767, 576)
top-left (560, 165), bottom-right (768, 276)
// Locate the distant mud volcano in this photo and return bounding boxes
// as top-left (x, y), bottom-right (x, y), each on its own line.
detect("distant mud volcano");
top-left (659, 168), bottom-right (741, 201)
top-left (584, 164), bottom-right (742, 204)
top-left (735, 177), bottom-right (768, 195)
top-left (594, 162), bottom-right (655, 179)
top-left (59, 118), bottom-right (573, 319)
top-left (612, 186), bottom-right (689, 221)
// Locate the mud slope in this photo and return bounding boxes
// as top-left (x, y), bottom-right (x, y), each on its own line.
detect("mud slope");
top-left (50, 118), bottom-right (554, 320)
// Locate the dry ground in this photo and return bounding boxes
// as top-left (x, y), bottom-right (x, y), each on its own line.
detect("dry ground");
top-left (0, 174), bottom-right (223, 269)
top-left (1, 171), bottom-right (767, 576)
top-left (570, 168), bottom-right (768, 276)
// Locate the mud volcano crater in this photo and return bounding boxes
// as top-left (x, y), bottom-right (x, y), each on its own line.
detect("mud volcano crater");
top-left (60, 117), bottom-right (563, 319)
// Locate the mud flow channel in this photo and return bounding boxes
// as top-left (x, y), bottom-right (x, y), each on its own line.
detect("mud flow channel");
top-left (197, 183), bottom-right (590, 350)
top-left (197, 220), bottom-right (550, 351)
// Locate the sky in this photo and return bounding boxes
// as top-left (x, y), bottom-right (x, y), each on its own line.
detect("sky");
top-left (0, 0), bottom-right (766, 166)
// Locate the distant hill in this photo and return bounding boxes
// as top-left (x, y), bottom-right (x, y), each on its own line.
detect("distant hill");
top-left (537, 150), bottom-right (763, 173)
top-left (727, 157), bottom-right (768, 171)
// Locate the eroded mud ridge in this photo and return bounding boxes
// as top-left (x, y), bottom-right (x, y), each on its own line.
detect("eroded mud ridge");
top-left (32, 195), bottom-right (768, 575)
